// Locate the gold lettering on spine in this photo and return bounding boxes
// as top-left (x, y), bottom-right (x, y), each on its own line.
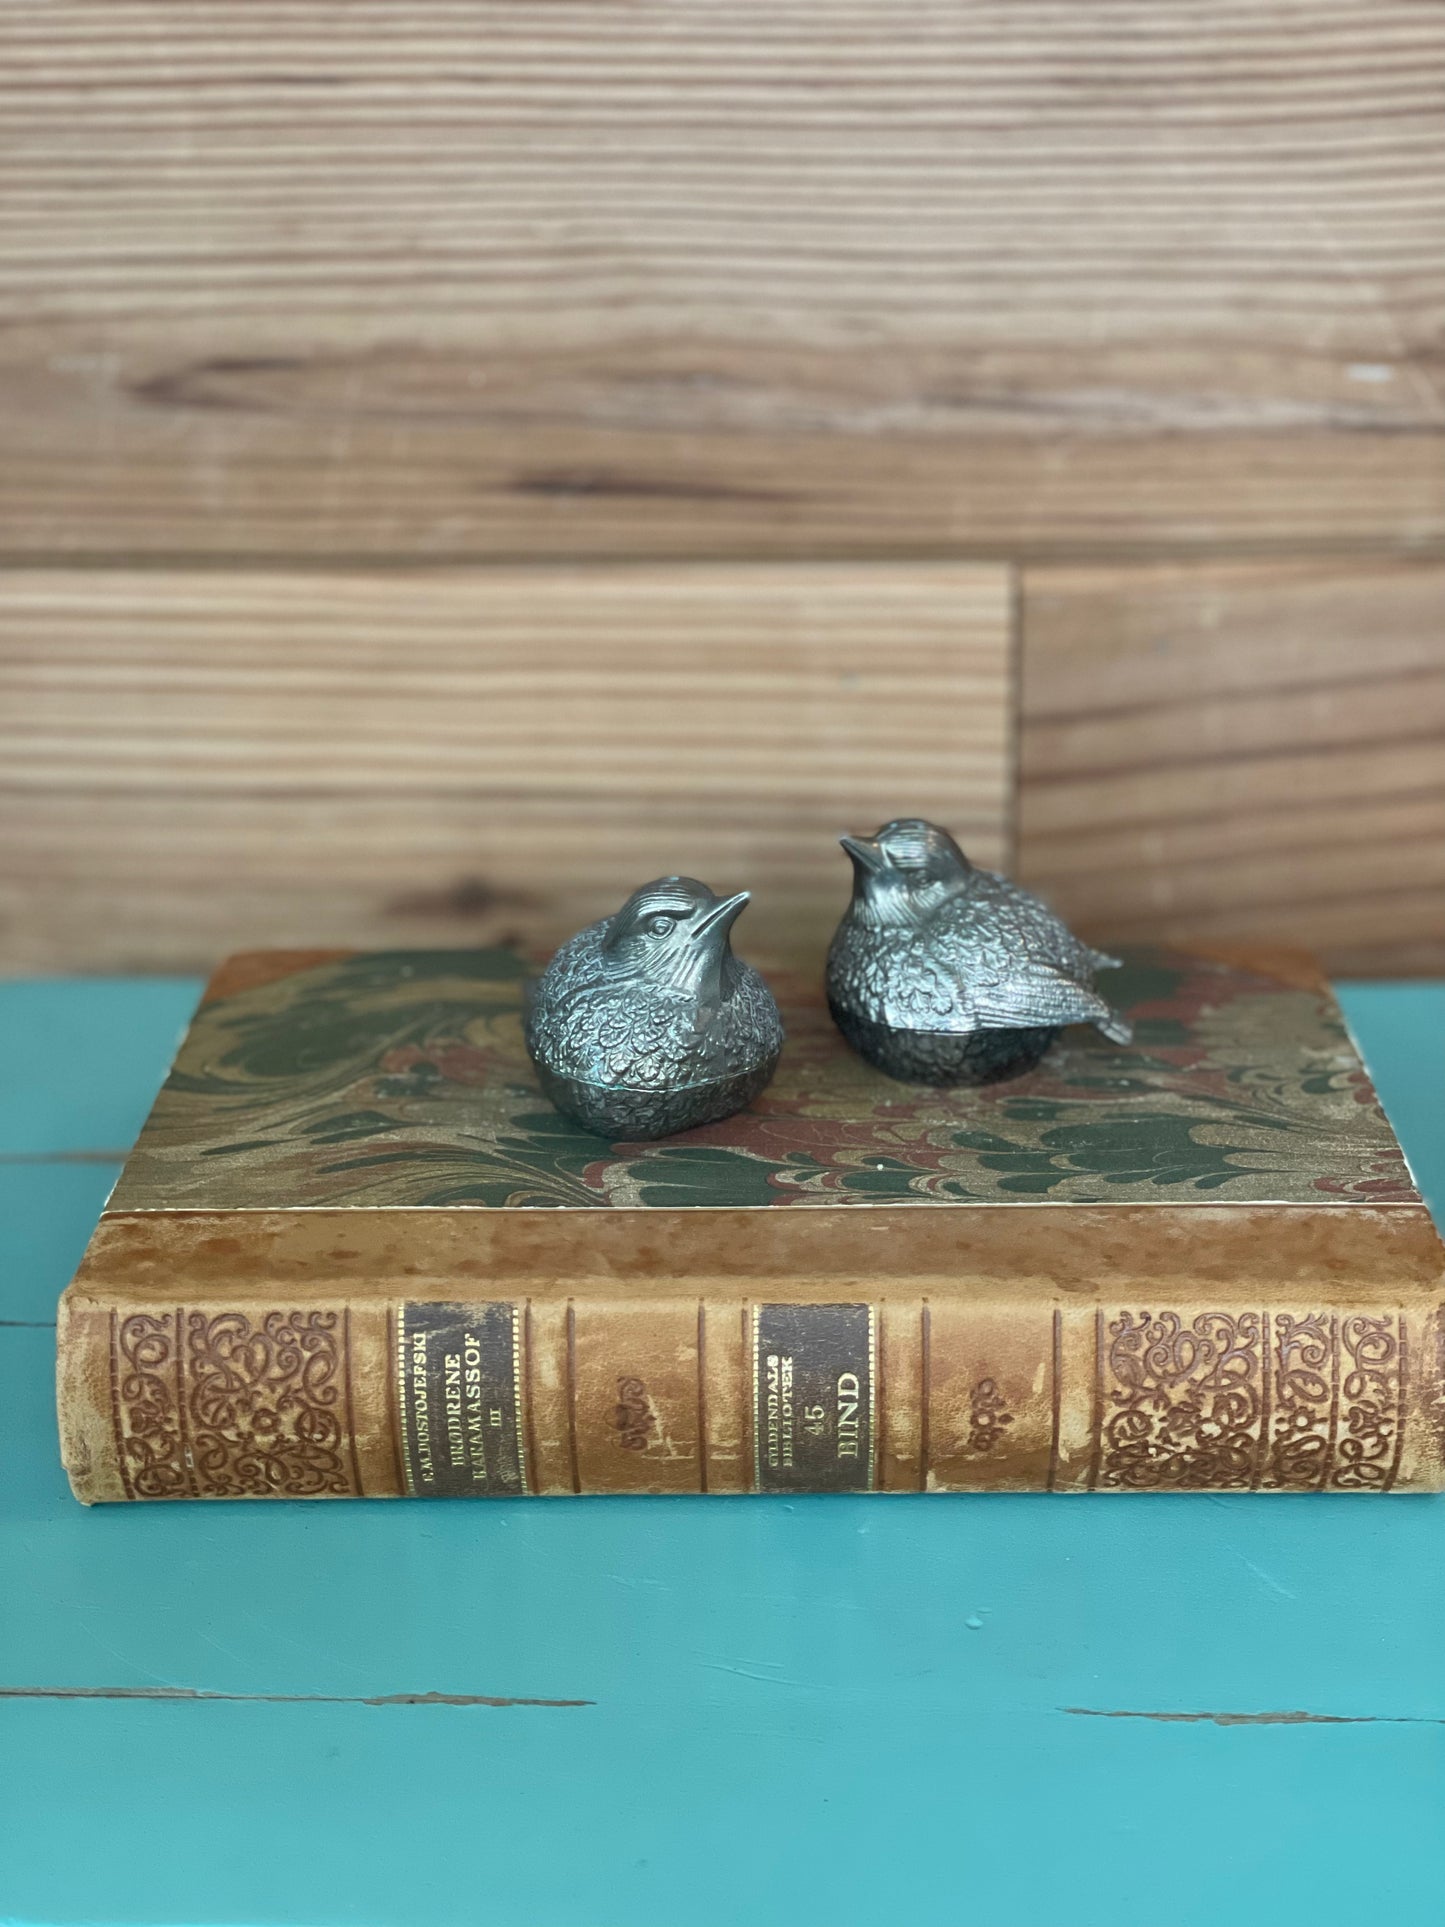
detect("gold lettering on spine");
top-left (760, 1343), bottom-right (795, 1477)
top-left (461, 1332), bottom-right (488, 1488)
top-left (445, 1348), bottom-right (466, 1471)
top-left (836, 1372), bottom-right (861, 1459)
top-left (759, 1310), bottom-right (770, 1487)
top-left (751, 1303), bottom-right (875, 1494)
top-left (397, 1303), bottom-right (527, 1497)
top-left (403, 1321), bottom-right (434, 1493)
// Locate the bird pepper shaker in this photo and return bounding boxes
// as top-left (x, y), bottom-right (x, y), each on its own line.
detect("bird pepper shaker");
top-left (827, 818), bottom-right (1131, 1084)
top-left (525, 876), bottom-right (784, 1139)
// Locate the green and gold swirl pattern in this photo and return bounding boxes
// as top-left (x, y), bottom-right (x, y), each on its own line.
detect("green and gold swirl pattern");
top-left (109, 947), bottom-right (1416, 1212)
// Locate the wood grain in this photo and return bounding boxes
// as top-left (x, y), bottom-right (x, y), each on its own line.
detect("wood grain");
top-left (2, 1), bottom-right (1443, 560)
top-left (0, 563), bottom-right (1011, 972)
top-left (1016, 558), bottom-right (1445, 975)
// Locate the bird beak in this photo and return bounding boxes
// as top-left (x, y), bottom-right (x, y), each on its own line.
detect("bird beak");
top-left (691, 890), bottom-right (749, 942)
top-left (839, 833), bottom-right (885, 873)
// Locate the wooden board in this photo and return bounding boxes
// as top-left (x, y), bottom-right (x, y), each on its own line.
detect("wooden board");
top-left (0, 562), bottom-right (1011, 972)
top-left (1016, 558), bottom-right (1445, 976)
top-left (2, 1), bottom-right (1443, 560)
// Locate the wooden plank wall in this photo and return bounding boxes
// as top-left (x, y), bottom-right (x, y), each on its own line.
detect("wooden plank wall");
top-left (1018, 560), bottom-right (1445, 977)
top-left (2, 2), bottom-right (1442, 974)
top-left (0, 565), bottom-right (1012, 970)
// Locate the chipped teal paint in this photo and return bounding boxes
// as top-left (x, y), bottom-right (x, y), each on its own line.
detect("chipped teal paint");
top-left (1, 978), bottom-right (1443, 1927)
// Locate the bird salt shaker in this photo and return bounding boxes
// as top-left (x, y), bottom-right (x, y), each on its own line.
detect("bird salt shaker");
top-left (525, 876), bottom-right (784, 1138)
top-left (827, 818), bottom-right (1132, 1084)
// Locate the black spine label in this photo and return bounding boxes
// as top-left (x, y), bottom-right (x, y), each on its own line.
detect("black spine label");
top-left (397, 1302), bottom-right (528, 1497)
top-left (752, 1303), bottom-right (876, 1493)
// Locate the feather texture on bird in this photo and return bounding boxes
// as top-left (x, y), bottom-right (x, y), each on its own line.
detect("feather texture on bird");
top-left (827, 821), bottom-right (1131, 1082)
top-left (528, 918), bottom-right (781, 1091)
top-left (525, 877), bottom-right (783, 1137)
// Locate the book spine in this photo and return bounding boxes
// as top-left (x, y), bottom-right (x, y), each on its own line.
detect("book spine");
top-left (58, 1287), bottom-right (1445, 1500)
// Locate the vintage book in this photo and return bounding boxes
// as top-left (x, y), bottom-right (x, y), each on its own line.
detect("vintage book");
top-left (58, 944), bottom-right (1445, 1501)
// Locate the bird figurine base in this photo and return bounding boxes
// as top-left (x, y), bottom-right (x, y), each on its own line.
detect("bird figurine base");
top-left (533, 1056), bottom-right (782, 1142)
top-left (828, 1005), bottom-right (1058, 1086)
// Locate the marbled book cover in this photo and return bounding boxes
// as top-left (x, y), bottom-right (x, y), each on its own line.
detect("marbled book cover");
top-left (110, 946), bottom-right (1417, 1213)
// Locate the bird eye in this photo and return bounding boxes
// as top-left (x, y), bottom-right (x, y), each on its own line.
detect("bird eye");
top-left (648, 914), bottom-right (674, 937)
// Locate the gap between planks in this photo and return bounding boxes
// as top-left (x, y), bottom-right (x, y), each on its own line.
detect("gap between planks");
top-left (0, 1685), bottom-right (592, 1709)
top-left (1061, 1706), bottom-right (1445, 1728)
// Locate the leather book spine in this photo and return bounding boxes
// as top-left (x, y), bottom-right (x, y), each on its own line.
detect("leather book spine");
top-left (58, 1282), bottom-right (1445, 1501)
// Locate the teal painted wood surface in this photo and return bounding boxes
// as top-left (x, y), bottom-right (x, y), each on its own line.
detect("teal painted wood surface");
top-left (1, 978), bottom-right (1442, 1927)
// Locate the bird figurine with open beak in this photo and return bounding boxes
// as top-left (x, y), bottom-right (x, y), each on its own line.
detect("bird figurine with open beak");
top-left (827, 818), bottom-right (1132, 1084)
top-left (525, 876), bottom-right (784, 1138)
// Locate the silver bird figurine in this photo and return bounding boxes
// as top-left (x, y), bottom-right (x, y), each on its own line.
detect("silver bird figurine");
top-left (525, 876), bottom-right (784, 1138)
top-left (827, 818), bottom-right (1132, 1084)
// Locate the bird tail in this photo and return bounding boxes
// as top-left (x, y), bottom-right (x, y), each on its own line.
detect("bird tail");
top-left (1096, 1004), bottom-right (1133, 1045)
